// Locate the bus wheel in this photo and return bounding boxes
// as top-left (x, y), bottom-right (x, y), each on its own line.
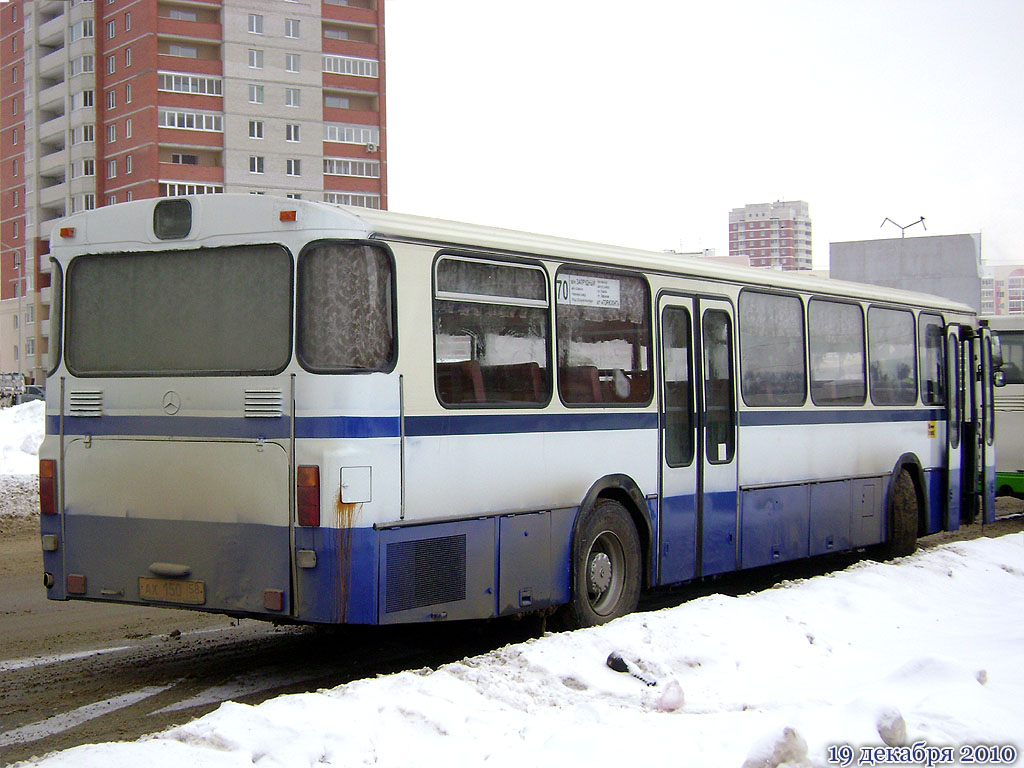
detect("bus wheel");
top-left (884, 470), bottom-right (919, 559)
top-left (563, 499), bottom-right (641, 628)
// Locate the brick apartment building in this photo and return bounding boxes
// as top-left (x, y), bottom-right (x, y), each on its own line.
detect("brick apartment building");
top-left (728, 200), bottom-right (813, 270)
top-left (0, 0), bottom-right (387, 382)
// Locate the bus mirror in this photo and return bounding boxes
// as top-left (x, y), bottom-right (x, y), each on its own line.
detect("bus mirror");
top-left (994, 370), bottom-right (1006, 388)
top-left (991, 335), bottom-right (1003, 370)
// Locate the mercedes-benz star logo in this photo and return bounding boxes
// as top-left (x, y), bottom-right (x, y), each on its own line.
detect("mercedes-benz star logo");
top-left (162, 391), bottom-right (181, 415)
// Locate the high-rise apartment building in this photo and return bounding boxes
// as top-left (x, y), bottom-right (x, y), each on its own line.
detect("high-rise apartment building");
top-left (0, 0), bottom-right (386, 382)
top-left (728, 200), bottom-right (812, 270)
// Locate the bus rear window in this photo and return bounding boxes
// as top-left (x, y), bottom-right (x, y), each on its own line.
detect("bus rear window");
top-left (297, 241), bottom-right (395, 372)
top-left (66, 245), bottom-right (292, 376)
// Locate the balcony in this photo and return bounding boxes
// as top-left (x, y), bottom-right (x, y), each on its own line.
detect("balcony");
top-left (38, 47), bottom-right (69, 79)
top-left (321, 39), bottom-right (379, 59)
top-left (157, 17), bottom-right (223, 41)
top-left (37, 111), bottom-right (68, 144)
top-left (39, 182), bottom-right (67, 209)
top-left (321, 2), bottom-right (377, 26)
top-left (37, 13), bottom-right (67, 47)
top-left (37, 147), bottom-right (68, 177)
top-left (37, 80), bottom-right (67, 111)
top-left (156, 54), bottom-right (222, 76)
top-left (39, 286), bottom-right (52, 305)
top-left (39, 319), bottom-right (50, 339)
top-left (157, 162), bottom-right (223, 184)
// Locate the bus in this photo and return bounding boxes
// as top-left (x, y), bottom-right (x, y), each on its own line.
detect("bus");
top-left (986, 315), bottom-right (1024, 497)
top-left (38, 196), bottom-right (998, 628)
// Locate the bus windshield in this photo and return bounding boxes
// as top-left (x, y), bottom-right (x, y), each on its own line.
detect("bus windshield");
top-left (65, 244), bottom-right (292, 376)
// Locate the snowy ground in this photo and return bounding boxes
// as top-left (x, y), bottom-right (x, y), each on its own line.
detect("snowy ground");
top-left (8, 533), bottom-right (1021, 768)
top-left (0, 401), bottom-right (44, 519)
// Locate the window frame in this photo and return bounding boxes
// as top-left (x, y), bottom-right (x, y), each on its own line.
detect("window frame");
top-left (737, 288), bottom-right (807, 408)
top-left (918, 311), bottom-right (946, 406)
top-left (296, 239), bottom-right (397, 375)
top-left (554, 263), bottom-right (653, 408)
top-left (432, 250), bottom-right (552, 409)
top-left (867, 304), bottom-right (919, 407)
top-left (807, 296), bottom-right (867, 407)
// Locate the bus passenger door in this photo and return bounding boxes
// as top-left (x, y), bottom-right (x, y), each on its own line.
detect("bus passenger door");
top-left (980, 326), bottom-right (997, 523)
top-left (944, 325), bottom-right (963, 530)
top-left (699, 299), bottom-right (739, 576)
top-left (657, 295), bottom-right (738, 584)
top-left (657, 297), bottom-right (698, 583)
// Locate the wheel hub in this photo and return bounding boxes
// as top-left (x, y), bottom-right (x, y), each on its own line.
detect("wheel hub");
top-left (588, 552), bottom-right (612, 597)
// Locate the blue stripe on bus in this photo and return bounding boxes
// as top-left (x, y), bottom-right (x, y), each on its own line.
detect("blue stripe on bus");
top-left (48, 407), bottom-right (944, 439)
top-left (738, 408), bottom-right (945, 427)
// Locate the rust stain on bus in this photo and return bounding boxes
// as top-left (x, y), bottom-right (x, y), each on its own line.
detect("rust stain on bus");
top-left (334, 495), bottom-right (362, 623)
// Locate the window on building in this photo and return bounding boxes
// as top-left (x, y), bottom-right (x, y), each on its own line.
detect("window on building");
top-left (868, 306), bottom-right (917, 405)
top-left (107, 55), bottom-right (116, 74)
top-left (126, 83), bottom-right (132, 103)
top-left (285, 123), bottom-right (300, 142)
top-left (171, 153), bottom-right (199, 165)
top-left (322, 54), bottom-right (378, 77)
top-left (248, 48), bottom-right (263, 69)
top-left (248, 14), bottom-right (263, 33)
top-left (286, 53), bottom-right (300, 72)
top-left (285, 18), bottom-right (300, 37)
top-left (107, 124), bottom-right (117, 142)
top-left (84, 194), bottom-right (95, 210)
top-left (126, 154), bottom-right (133, 174)
top-left (108, 159), bottom-right (117, 178)
top-left (169, 8), bottom-right (196, 21)
top-left (250, 155), bottom-right (264, 174)
top-left (555, 268), bottom-right (652, 405)
top-left (249, 120), bottom-right (264, 139)
top-left (322, 158), bottom-right (379, 177)
top-left (324, 94), bottom-right (350, 109)
top-left (157, 73), bottom-right (222, 96)
top-left (168, 44), bottom-right (197, 58)
top-left (125, 47), bottom-right (131, 67)
top-left (249, 84), bottom-right (264, 104)
top-left (285, 88), bottom-right (300, 107)
top-left (107, 194), bottom-right (117, 205)
top-left (125, 12), bottom-right (131, 29)
top-left (82, 159), bottom-right (95, 175)
top-left (107, 89), bottom-right (116, 109)
top-left (107, 20), bottom-right (116, 38)
top-left (286, 158), bottom-right (301, 176)
top-left (83, 124), bottom-right (94, 142)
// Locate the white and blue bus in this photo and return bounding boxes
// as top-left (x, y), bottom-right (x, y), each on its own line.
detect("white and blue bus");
top-left (39, 196), bottom-right (997, 627)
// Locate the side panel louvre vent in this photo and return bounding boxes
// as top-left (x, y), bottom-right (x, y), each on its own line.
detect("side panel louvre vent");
top-left (244, 389), bottom-right (283, 418)
top-left (69, 390), bottom-right (103, 417)
top-left (385, 534), bottom-right (466, 614)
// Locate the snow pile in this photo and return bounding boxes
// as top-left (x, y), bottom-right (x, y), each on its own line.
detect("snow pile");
top-left (0, 400), bottom-right (45, 477)
top-left (20, 533), bottom-right (1024, 768)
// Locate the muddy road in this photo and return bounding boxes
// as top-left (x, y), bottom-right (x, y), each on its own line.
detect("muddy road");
top-left (2, 504), bottom-right (1022, 766)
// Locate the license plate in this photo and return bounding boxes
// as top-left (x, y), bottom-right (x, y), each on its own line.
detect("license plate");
top-left (138, 577), bottom-right (206, 605)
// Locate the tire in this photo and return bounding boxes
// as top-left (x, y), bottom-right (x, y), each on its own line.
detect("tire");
top-left (883, 469), bottom-right (919, 559)
top-left (560, 499), bottom-right (641, 629)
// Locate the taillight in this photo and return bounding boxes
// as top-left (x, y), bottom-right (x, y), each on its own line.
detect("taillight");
top-left (297, 465), bottom-right (320, 527)
top-left (39, 459), bottom-right (57, 516)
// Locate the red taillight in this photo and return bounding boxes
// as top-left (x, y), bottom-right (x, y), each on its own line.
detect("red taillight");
top-left (39, 459), bottom-right (57, 515)
top-left (297, 465), bottom-right (320, 527)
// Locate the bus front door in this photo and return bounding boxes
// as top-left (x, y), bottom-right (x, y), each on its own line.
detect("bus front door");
top-left (945, 325), bottom-right (963, 530)
top-left (980, 326), bottom-right (997, 523)
top-left (657, 295), bottom-right (738, 585)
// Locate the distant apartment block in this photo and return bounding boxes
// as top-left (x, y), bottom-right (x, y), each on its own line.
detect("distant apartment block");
top-left (728, 200), bottom-right (812, 270)
top-left (0, 0), bottom-right (387, 381)
top-left (981, 263), bottom-right (1024, 315)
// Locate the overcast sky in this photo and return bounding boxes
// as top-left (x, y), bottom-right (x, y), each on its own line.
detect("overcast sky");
top-left (383, 0), bottom-right (1024, 268)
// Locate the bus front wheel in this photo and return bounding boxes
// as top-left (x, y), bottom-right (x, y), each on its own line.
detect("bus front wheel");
top-left (561, 499), bottom-right (641, 628)
top-left (884, 469), bottom-right (919, 559)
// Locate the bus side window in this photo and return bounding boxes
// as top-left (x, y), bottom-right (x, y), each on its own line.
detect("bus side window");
top-left (555, 268), bottom-right (652, 406)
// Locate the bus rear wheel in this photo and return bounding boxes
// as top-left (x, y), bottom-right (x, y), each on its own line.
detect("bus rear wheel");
top-left (883, 469), bottom-right (919, 559)
top-left (561, 499), bottom-right (641, 629)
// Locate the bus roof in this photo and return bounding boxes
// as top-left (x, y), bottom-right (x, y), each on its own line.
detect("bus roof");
top-left (52, 195), bottom-right (975, 316)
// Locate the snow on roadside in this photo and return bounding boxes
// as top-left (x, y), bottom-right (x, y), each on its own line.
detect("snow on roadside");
top-left (0, 400), bottom-right (45, 478)
top-left (0, 401), bottom-right (44, 519)
top-left (16, 533), bottom-right (1024, 768)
